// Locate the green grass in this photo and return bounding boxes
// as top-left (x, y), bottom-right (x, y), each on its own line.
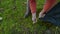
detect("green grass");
top-left (0, 0), bottom-right (60, 34)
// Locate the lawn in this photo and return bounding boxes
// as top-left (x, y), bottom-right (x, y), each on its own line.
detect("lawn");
top-left (0, 0), bottom-right (60, 34)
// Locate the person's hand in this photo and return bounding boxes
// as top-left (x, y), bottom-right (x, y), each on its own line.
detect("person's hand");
top-left (32, 13), bottom-right (37, 24)
top-left (39, 10), bottom-right (46, 18)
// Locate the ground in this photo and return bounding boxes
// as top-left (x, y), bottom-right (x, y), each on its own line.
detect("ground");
top-left (0, 0), bottom-right (60, 34)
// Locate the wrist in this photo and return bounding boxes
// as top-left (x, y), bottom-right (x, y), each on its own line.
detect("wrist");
top-left (32, 12), bottom-right (37, 24)
top-left (41, 9), bottom-right (46, 14)
top-left (32, 13), bottom-right (36, 18)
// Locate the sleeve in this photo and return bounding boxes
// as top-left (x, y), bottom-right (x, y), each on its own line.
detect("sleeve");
top-left (43, 0), bottom-right (57, 13)
top-left (29, 0), bottom-right (36, 13)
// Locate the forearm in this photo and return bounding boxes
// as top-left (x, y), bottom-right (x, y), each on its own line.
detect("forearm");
top-left (29, 0), bottom-right (37, 23)
top-left (29, 0), bottom-right (36, 14)
top-left (43, 0), bottom-right (57, 13)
